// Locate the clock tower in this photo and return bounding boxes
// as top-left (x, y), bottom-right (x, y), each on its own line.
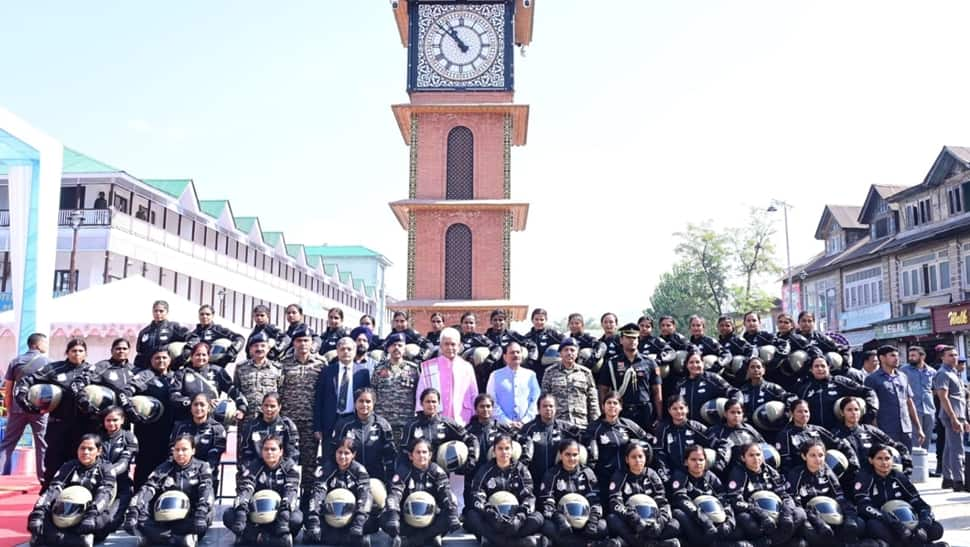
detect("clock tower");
top-left (387, 0), bottom-right (535, 332)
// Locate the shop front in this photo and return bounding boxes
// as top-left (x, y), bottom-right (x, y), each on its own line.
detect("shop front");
top-left (930, 301), bottom-right (970, 360)
top-left (872, 314), bottom-right (947, 361)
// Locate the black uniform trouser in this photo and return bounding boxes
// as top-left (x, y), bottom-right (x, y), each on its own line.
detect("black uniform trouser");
top-left (99, 482), bottom-right (133, 540)
top-left (139, 517), bottom-right (197, 545)
top-left (42, 418), bottom-right (86, 487)
top-left (801, 512), bottom-right (863, 546)
top-left (540, 518), bottom-right (607, 547)
top-left (622, 405), bottom-right (654, 432)
top-left (865, 518), bottom-right (943, 546)
top-left (317, 515), bottom-right (380, 546)
top-left (735, 507), bottom-right (805, 546)
top-left (394, 516), bottom-right (452, 546)
top-left (464, 507), bottom-right (544, 544)
top-left (133, 423), bottom-right (173, 490)
top-left (673, 508), bottom-right (745, 546)
top-left (35, 512), bottom-right (111, 547)
top-left (606, 512), bottom-right (679, 545)
top-left (223, 508), bottom-right (304, 544)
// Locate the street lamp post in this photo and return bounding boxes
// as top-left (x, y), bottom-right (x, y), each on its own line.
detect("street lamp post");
top-left (68, 209), bottom-right (84, 293)
top-left (767, 200), bottom-right (795, 314)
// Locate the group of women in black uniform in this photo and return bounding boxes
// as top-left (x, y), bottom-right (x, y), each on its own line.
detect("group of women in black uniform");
top-left (16, 304), bottom-right (949, 547)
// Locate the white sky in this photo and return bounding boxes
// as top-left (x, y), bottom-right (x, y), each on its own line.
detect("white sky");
top-left (2, 1), bottom-right (970, 325)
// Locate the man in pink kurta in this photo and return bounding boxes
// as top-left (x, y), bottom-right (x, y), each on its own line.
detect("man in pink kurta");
top-left (415, 327), bottom-right (478, 426)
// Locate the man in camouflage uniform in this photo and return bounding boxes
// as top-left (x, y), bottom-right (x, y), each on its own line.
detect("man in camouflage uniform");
top-left (278, 325), bottom-right (325, 510)
top-left (232, 332), bottom-right (282, 449)
top-left (540, 337), bottom-right (601, 428)
top-left (371, 333), bottom-right (419, 443)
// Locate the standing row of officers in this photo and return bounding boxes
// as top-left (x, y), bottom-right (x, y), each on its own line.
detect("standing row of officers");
top-left (11, 303), bottom-right (952, 547)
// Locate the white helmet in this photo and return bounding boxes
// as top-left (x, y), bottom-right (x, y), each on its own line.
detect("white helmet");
top-left (323, 350), bottom-right (338, 362)
top-left (436, 441), bottom-right (469, 473)
top-left (403, 491), bottom-right (437, 528)
top-left (555, 444), bottom-right (589, 466)
top-left (154, 490), bottom-right (191, 522)
top-left (249, 489), bottom-right (282, 525)
top-left (166, 342), bottom-right (187, 362)
top-left (807, 496), bottom-right (843, 526)
top-left (130, 395), bottom-right (164, 423)
top-left (209, 338), bottom-right (234, 364)
top-left (749, 490), bottom-right (782, 523)
top-left (487, 490), bottom-right (519, 518)
top-left (626, 494), bottom-right (659, 525)
top-left (404, 343), bottom-right (422, 361)
top-left (541, 345), bottom-right (561, 366)
top-left (52, 485), bottom-right (92, 529)
top-left (881, 500), bottom-right (918, 530)
top-left (27, 383), bottom-right (63, 414)
top-left (323, 488), bottom-right (356, 528)
top-left (699, 397), bottom-right (728, 426)
top-left (886, 445), bottom-right (904, 473)
top-left (468, 347), bottom-right (492, 366)
top-left (559, 493), bottom-right (591, 529)
top-left (785, 350), bottom-right (808, 376)
top-left (213, 399), bottom-right (237, 427)
top-left (758, 345), bottom-right (777, 364)
top-left (760, 443), bottom-right (782, 469)
top-left (370, 479), bottom-right (387, 510)
top-left (83, 384), bottom-right (117, 414)
top-left (753, 401), bottom-right (789, 432)
top-left (824, 352), bottom-right (844, 372)
top-left (703, 448), bottom-right (718, 471)
top-left (693, 495), bottom-right (726, 524)
top-left (825, 449), bottom-right (849, 478)
top-left (702, 354), bottom-right (719, 370)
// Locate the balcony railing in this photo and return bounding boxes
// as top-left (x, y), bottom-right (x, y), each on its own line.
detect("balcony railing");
top-left (0, 208), bottom-right (111, 227)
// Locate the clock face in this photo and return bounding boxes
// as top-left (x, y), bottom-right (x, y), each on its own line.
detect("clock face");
top-left (410, 3), bottom-right (511, 91)
top-left (423, 10), bottom-right (498, 81)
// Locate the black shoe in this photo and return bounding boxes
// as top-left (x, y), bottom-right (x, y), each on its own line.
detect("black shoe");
top-left (930, 471), bottom-right (941, 477)
top-left (955, 482), bottom-right (967, 492)
top-left (942, 478), bottom-right (953, 489)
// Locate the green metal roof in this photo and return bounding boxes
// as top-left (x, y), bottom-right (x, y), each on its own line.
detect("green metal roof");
top-left (199, 200), bottom-right (228, 219)
top-left (62, 147), bottom-right (119, 173)
top-left (263, 231), bottom-right (283, 247)
top-left (144, 179), bottom-right (191, 199)
top-left (353, 278), bottom-right (366, 292)
top-left (323, 263), bottom-right (337, 276)
top-left (0, 147), bottom-right (118, 175)
top-left (339, 271), bottom-right (353, 284)
top-left (285, 244), bottom-right (305, 260)
top-left (364, 285), bottom-right (376, 298)
top-left (235, 216), bottom-right (258, 233)
top-left (304, 245), bottom-right (383, 258)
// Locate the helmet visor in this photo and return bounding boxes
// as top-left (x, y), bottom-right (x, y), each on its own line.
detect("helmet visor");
top-left (494, 502), bottom-right (516, 516)
top-left (697, 499), bottom-right (723, 515)
top-left (157, 496), bottom-right (190, 512)
top-left (53, 500), bottom-right (86, 520)
top-left (890, 506), bottom-right (916, 524)
top-left (326, 500), bottom-right (355, 518)
top-left (406, 500), bottom-right (435, 518)
top-left (633, 504), bottom-right (658, 521)
top-left (813, 500), bottom-right (839, 515)
top-left (254, 498), bottom-right (280, 514)
top-left (562, 502), bottom-right (590, 519)
top-left (753, 497), bottom-right (780, 514)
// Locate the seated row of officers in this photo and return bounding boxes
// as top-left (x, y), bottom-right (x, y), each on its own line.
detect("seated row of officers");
top-left (15, 305), bottom-right (948, 547)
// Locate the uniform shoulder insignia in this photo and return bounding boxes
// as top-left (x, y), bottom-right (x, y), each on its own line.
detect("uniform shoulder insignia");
top-left (728, 480), bottom-right (737, 489)
top-left (671, 480), bottom-right (679, 489)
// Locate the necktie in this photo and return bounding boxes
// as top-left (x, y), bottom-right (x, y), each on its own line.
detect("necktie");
top-left (338, 366), bottom-right (350, 411)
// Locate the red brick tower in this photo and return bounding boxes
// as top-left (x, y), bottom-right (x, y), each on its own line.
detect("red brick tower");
top-left (387, 1), bottom-right (534, 332)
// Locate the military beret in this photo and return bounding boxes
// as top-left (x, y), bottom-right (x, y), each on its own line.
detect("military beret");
top-left (559, 337), bottom-right (578, 350)
top-left (290, 324), bottom-right (312, 339)
top-left (384, 332), bottom-right (407, 349)
top-left (248, 331), bottom-right (269, 346)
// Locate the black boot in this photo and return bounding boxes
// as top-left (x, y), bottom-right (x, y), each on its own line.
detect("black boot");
top-left (942, 478), bottom-right (953, 489)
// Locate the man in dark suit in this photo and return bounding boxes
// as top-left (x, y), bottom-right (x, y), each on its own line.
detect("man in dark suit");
top-left (314, 336), bottom-right (371, 458)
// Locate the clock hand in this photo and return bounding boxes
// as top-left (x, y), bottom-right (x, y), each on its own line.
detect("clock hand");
top-left (436, 21), bottom-right (469, 53)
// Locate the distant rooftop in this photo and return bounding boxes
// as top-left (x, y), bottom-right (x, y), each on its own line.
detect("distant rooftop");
top-left (304, 245), bottom-right (385, 258)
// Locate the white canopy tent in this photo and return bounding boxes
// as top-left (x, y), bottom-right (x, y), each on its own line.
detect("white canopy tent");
top-left (0, 276), bottom-right (251, 367)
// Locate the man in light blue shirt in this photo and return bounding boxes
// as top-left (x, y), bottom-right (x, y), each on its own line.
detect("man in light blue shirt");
top-left (487, 341), bottom-right (540, 429)
top-left (865, 345), bottom-right (925, 449)
top-left (901, 346), bottom-right (936, 450)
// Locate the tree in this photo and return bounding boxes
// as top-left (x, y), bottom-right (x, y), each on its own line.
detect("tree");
top-left (673, 222), bottom-right (731, 319)
top-left (645, 262), bottom-right (717, 330)
top-left (647, 215), bottom-right (781, 330)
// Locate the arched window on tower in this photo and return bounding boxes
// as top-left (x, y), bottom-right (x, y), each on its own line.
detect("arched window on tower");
top-left (445, 223), bottom-right (472, 300)
top-left (446, 126), bottom-right (474, 199)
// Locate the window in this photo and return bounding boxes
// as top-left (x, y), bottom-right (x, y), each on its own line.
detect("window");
top-left (53, 270), bottom-right (78, 293)
top-left (444, 223), bottom-right (472, 299)
top-left (901, 251), bottom-right (949, 296)
top-left (907, 198), bottom-right (932, 227)
top-left (825, 232), bottom-right (844, 255)
top-left (446, 126), bottom-right (474, 200)
top-left (843, 266), bottom-right (883, 309)
top-left (948, 186), bottom-right (963, 215)
top-left (902, 303), bottom-right (916, 316)
top-left (872, 216), bottom-right (891, 239)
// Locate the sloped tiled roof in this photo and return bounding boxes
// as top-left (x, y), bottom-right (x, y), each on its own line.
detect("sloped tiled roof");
top-left (874, 185), bottom-right (907, 199)
top-left (859, 184), bottom-right (909, 224)
top-left (815, 205), bottom-right (864, 239)
top-left (1, 147), bottom-right (119, 175)
top-left (262, 231), bottom-right (283, 247)
top-left (285, 244), bottom-right (305, 261)
top-left (323, 263), bottom-right (337, 276)
top-left (144, 179), bottom-right (191, 199)
top-left (234, 216), bottom-right (258, 233)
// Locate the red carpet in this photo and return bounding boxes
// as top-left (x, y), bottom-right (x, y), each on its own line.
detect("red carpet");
top-left (0, 476), bottom-right (41, 547)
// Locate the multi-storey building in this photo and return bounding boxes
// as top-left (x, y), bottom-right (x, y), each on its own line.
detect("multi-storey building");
top-left (0, 147), bottom-right (391, 335)
top-left (784, 146), bottom-right (970, 361)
